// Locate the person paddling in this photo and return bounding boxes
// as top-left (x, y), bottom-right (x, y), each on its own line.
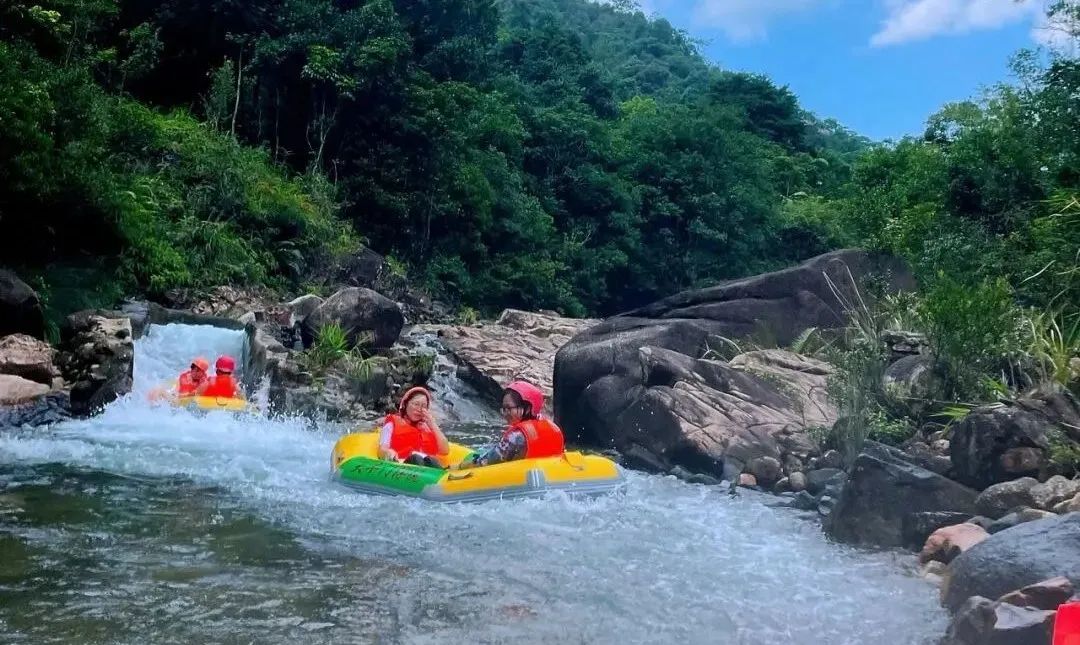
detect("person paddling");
top-left (378, 387), bottom-right (450, 467)
top-left (457, 380), bottom-right (565, 469)
top-left (197, 355), bottom-right (244, 399)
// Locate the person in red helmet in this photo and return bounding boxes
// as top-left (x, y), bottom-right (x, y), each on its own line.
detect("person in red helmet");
top-left (378, 386), bottom-right (449, 467)
top-left (458, 380), bottom-right (565, 469)
top-left (176, 357), bottom-right (210, 396)
top-left (197, 355), bottom-right (244, 399)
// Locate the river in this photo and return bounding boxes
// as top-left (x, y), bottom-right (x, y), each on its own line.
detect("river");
top-left (0, 322), bottom-right (948, 644)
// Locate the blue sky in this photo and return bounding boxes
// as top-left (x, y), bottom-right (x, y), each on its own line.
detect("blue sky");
top-left (635, 0), bottom-right (1063, 141)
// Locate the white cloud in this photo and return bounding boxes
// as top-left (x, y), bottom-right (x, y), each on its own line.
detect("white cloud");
top-left (1030, 3), bottom-right (1079, 54)
top-left (633, 0), bottom-right (824, 43)
top-left (691, 0), bottom-right (823, 42)
top-left (870, 0), bottom-right (1042, 47)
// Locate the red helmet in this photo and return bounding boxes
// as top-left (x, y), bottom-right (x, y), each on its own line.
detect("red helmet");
top-left (505, 380), bottom-right (543, 416)
top-left (191, 357), bottom-right (210, 372)
top-left (215, 355), bottom-right (236, 374)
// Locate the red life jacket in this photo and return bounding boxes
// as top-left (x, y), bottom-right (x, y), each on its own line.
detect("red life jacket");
top-left (201, 374), bottom-right (239, 399)
top-left (386, 414), bottom-right (441, 458)
top-left (505, 418), bottom-right (565, 459)
top-left (177, 371), bottom-right (202, 396)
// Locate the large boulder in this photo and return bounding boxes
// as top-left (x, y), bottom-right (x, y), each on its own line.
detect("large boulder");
top-left (557, 345), bottom-right (826, 477)
top-left (0, 334), bottom-right (59, 384)
top-left (58, 312), bottom-right (134, 416)
top-left (943, 513), bottom-right (1080, 611)
top-left (0, 270), bottom-right (45, 339)
top-left (825, 443), bottom-right (978, 548)
top-left (301, 287), bottom-right (403, 349)
top-left (430, 309), bottom-right (598, 416)
top-left (950, 405), bottom-right (1051, 489)
top-left (951, 390), bottom-right (1080, 489)
top-left (975, 478), bottom-right (1039, 519)
top-left (554, 250), bottom-right (913, 469)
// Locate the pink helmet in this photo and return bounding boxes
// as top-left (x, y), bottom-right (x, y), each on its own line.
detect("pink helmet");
top-left (505, 380), bottom-right (543, 416)
top-left (215, 355), bottom-right (236, 374)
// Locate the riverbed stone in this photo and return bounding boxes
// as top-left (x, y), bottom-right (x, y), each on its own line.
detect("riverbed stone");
top-left (0, 334), bottom-right (58, 384)
top-left (987, 508), bottom-right (1057, 534)
top-left (975, 478), bottom-right (1039, 519)
top-left (919, 523), bottom-right (988, 565)
top-left (1030, 475), bottom-right (1080, 511)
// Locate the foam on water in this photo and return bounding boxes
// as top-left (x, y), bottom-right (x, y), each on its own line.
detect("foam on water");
top-left (0, 323), bottom-right (950, 644)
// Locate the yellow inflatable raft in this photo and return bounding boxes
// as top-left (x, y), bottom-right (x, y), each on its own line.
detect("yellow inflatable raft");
top-left (173, 394), bottom-right (251, 413)
top-left (330, 432), bottom-right (626, 502)
top-left (148, 384), bottom-right (253, 413)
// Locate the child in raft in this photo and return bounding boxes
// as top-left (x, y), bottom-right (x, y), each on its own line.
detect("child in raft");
top-left (456, 380), bottom-right (565, 469)
top-left (177, 357), bottom-right (210, 395)
top-left (148, 357), bottom-right (210, 401)
top-left (378, 387), bottom-right (450, 468)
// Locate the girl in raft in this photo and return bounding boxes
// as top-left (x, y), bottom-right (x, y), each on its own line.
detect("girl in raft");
top-left (177, 358), bottom-right (211, 395)
top-left (148, 357), bottom-right (210, 401)
top-left (378, 387), bottom-right (450, 468)
top-left (457, 380), bottom-right (565, 469)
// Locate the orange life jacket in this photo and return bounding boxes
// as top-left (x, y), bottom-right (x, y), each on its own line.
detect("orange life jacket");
top-left (201, 374), bottom-right (239, 399)
top-left (386, 414), bottom-right (442, 458)
top-left (505, 418), bottom-right (565, 459)
top-left (177, 371), bottom-right (203, 396)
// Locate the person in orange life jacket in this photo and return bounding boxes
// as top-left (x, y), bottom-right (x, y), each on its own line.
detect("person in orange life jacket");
top-left (176, 357), bottom-right (210, 395)
top-left (196, 355), bottom-right (245, 399)
top-left (378, 387), bottom-right (449, 467)
top-left (457, 380), bottom-right (564, 469)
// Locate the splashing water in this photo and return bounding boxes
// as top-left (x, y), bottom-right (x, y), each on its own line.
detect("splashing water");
top-left (0, 324), bottom-right (949, 644)
top-left (401, 329), bottom-right (502, 426)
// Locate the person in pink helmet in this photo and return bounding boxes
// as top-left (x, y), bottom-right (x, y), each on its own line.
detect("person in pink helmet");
top-left (458, 380), bottom-right (565, 469)
top-left (196, 355), bottom-right (244, 399)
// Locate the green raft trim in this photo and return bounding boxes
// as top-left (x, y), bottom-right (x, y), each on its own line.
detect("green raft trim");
top-left (337, 456), bottom-right (445, 494)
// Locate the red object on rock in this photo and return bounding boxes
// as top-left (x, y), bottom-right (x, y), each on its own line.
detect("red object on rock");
top-left (1055, 601), bottom-right (1080, 645)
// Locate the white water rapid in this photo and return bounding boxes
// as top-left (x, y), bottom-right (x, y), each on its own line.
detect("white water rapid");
top-left (0, 323), bottom-right (949, 644)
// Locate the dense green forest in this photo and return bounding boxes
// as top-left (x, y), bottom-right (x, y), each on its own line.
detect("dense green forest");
top-left (0, 0), bottom-right (1076, 330)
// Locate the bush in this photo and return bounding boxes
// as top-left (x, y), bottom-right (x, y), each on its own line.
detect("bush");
top-left (918, 275), bottom-right (1024, 400)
